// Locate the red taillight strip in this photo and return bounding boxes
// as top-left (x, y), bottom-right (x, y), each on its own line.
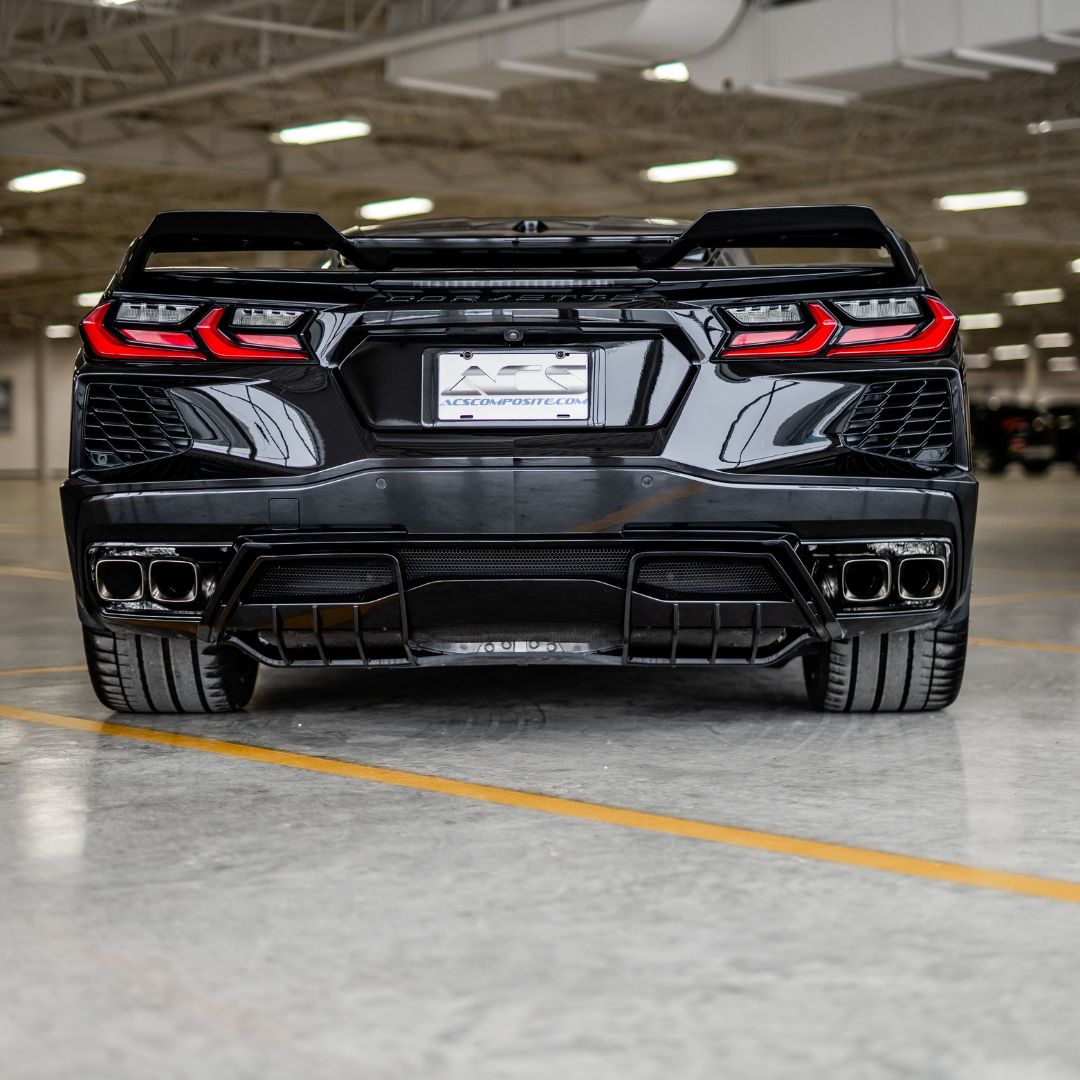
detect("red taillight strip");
top-left (724, 302), bottom-right (838, 358)
top-left (81, 304), bottom-right (204, 361)
top-left (729, 329), bottom-right (802, 348)
top-left (196, 307), bottom-right (306, 360)
top-left (833, 323), bottom-right (918, 346)
top-left (119, 327), bottom-right (200, 350)
top-left (233, 331), bottom-right (304, 350)
top-left (827, 297), bottom-right (957, 357)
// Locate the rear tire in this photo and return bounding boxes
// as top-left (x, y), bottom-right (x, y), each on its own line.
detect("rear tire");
top-left (1022, 459), bottom-right (1051, 475)
top-left (83, 629), bottom-right (258, 714)
top-left (803, 619), bottom-right (967, 713)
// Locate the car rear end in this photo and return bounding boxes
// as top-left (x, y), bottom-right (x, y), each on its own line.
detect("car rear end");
top-left (63, 205), bottom-right (976, 713)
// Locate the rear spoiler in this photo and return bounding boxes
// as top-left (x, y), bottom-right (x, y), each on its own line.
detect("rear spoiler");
top-left (648, 204), bottom-right (919, 282)
top-left (116, 204), bottom-right (919, 283)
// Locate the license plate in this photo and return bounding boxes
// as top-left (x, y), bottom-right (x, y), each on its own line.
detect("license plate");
top-left (436, 350), bottom-right (589, 423)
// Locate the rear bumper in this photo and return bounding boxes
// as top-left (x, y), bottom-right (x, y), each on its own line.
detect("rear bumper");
top-left (62, 462), bottom-right (977, 666)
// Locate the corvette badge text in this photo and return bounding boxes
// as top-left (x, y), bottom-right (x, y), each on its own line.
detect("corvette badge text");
top-left (436, 351), bottom-right (590, 422)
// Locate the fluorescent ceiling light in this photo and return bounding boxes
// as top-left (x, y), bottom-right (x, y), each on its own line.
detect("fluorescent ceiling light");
top-left (643, 158), bottom-right (737, 184)
top-left (935, 189), bottom-right (1027, 212)
top-left (44, 324), bottom-right (76, 339)
top-left (1007, 287), bottom-right (1064, 306)
top-left (965, 353), bottom-right (992, 369)
top-left (959, 312), bottom-right (1002, 330)
top-left (992, 344), bottom-right (1031, 361)
top-left (7, 168), bottom-right (86, 194)
top-left (1048, 355), bottom-right (1078, 372)
top-left (1034, 332), bottom-right (1073, 349)
top-left (357, 196), bottom-right (434, 221)
top-left (393, 75), bottom-right (498, 101)
top-left (643, 61), bottom-right (689, 83)
top-left (1070, 258), bottom-right (1080, 273)
top-left (749, 81), bottom-right (856, 107)
top-left (75, 291), bottom-right (103, 307)
top-left (272, 118), bottom-right (370, 145)
top-left (952, 47), bottom-right (1056, 75)
top-left (98, 0), bottom-right (141, 6)
top-left (1027, 117), bottom-right (1080, 135)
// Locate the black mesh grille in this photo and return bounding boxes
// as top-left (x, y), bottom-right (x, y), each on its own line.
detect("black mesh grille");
top-left (399, 544), bottom-right (631, 583)
top-left (84, 383), bottom-right (192, 468)
top-left (842, 379), bottom-right (953, 464)
top-left (635, 558), bottom-right (784, 599)
top-left (248, 559), bottom-right (397, 601)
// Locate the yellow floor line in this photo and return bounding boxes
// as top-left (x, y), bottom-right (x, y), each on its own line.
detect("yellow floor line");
top-left (0, 565), bottom-right (69, 581)
top-left (0, 664), bottom-right (87, 678)
top-left (969, 637), bottom-right (1080, 656)
top-left (2, 702), bottom-right (1079, 905)
top-left (971, 587), bottom-right (1080, 606)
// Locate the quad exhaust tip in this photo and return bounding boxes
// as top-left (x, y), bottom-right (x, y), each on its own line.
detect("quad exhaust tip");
top-left (95, 558), bottom-right (143, 601)
top-left (841, 557), bottom-right (891, 603)
top-left (148, 559), bottom-right (199, 603)
top-left (897, 556), bottom-right (947, 601)
top-left (95, 557), bottom-right (199, 604)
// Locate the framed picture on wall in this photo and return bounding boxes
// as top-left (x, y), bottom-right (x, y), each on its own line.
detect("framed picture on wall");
top-left (0, 378), bottom-right (11, 433)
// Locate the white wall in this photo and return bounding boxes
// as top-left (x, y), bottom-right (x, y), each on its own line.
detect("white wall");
top-left (0, 334), bottom-right (75, 477)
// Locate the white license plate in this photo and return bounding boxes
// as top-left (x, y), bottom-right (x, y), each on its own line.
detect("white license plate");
top-left (436, 350), bottom-right (589, 422)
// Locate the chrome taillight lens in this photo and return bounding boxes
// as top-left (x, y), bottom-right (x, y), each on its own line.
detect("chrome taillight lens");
top-left (834, 297), bottom-right (919, 320)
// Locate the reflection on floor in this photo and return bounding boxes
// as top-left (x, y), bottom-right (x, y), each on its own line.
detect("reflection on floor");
top-left (1, 471), bottom-right (1079, 1079)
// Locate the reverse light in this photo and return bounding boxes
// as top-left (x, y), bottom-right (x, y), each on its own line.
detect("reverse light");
top-left (232, 307), bottom-right (302, 328)
top-left (116, 301), bottom-right (197, 324)
top-left (726, 303), bottom-right (801, 325)
top-left (834, 297), bottom-right (919, 320)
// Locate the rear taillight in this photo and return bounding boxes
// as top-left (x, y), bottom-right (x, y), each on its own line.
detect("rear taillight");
top-left (724, 302), bottom-right (838, 357)
top-left (826, 297), bottom-right (957, 356)
top-left (80, 302), bottom-right (309, 362)
top-left (719, 296), bottom-right (956, 360)
top-left (82, 304), bottom-right (202, 360)
top-left (195, 307), bottom-right (305, 360)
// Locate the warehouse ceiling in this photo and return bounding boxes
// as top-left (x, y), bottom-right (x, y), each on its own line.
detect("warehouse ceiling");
top-left (1, 0), bottom-right (1080, 372)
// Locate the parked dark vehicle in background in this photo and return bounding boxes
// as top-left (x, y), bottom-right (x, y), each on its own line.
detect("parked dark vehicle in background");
top-left (64, 205), bottom-right (974, 715)
top-left (969, 402), bottom-right (1056, 474)
top-left (1048, 403), bottom-right (1080, 470)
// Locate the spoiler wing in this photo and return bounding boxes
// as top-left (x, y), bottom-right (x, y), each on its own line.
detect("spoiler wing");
top-left (117, 204), bottom-right (919, 283)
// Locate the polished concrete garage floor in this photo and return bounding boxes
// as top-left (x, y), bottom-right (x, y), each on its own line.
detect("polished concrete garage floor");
top-left (1, 474), bottom-right (1079, 1080)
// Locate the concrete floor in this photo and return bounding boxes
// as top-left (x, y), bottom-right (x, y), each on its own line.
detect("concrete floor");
top-left (1, 473), bottom-right (1079, 1080)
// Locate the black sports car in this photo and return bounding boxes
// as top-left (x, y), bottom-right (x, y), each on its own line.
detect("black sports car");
top-left (63, 205), bottom-right (974, 714)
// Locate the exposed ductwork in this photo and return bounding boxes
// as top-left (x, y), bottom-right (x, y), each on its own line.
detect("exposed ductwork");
top-left (688, 0), bottom-right (1080, 102)
top-left (384, 0), bottom-right (1080, 102)
top-left (386, 0), bottom-right (745, 98)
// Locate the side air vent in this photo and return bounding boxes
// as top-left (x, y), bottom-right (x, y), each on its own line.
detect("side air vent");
top-left (634, 558), bottom-right (784, 600)
top-left (841, 378), bottom-right (954, 465)
top-left (83, 383), bottom-right (192, 469)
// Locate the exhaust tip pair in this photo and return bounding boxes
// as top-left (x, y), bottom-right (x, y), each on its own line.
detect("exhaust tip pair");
top-left (841, 556), bottom-right (946, 604)
top-left (95, 558), bottom-right (199, 604)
